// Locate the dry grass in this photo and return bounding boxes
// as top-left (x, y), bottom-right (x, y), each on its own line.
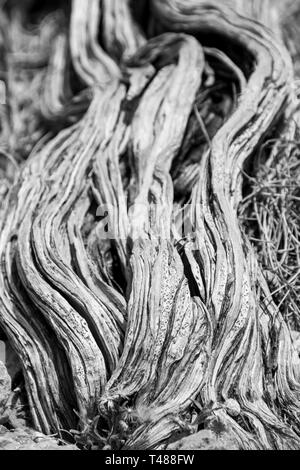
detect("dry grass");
top-left (240, 136), bottom-right (300, 330)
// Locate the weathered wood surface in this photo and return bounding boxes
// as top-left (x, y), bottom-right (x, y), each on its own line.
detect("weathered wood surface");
top-left (0, 0), bottom-right (300, 449)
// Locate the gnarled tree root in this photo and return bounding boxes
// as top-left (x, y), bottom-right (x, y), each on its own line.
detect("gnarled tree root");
top-left (0, 0), bottom-right (300, 450)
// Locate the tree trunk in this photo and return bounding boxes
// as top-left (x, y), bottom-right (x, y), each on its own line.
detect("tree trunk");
top-left (0, 0), bottom-right (300, 450)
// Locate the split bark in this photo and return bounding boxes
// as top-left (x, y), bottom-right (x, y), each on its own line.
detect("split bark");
top-left (0, 0), bottom-right (300, 450)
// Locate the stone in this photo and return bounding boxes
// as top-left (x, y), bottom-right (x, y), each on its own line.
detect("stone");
top-left (167, 429), bottom-right (239, 450)
top-left (0, 427), bottom-right (78, 450)
top-left (0, 360), bottom-right (11, 410)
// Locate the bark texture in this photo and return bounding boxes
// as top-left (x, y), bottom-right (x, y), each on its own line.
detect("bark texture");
top-left (0, 0), bottom-right (300, 450)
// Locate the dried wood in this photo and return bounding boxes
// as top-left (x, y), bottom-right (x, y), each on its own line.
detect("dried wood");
top-left (0, 0), bottom-right (300, 450)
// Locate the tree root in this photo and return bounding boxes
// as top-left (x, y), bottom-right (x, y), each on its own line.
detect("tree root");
top-left (0, 0), bottom-right (300, 450)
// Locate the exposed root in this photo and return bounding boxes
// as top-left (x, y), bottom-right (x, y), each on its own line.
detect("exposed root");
top-left (0, 0), bottom-right (300, 451)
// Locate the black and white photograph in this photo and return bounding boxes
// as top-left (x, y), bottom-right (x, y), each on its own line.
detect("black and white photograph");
top-left (0, 0), bottom-right (299, 458)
